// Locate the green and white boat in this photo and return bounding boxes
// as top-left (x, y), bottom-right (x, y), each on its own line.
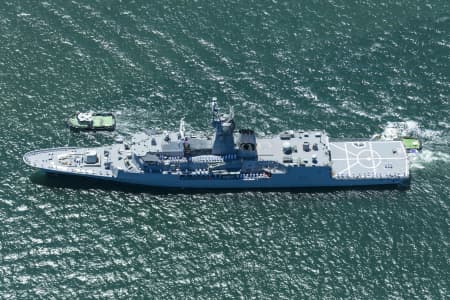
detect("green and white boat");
top-left (67, 112), bottom-right (116, 132)
top-left (400, 137), bottom-right (422, 153)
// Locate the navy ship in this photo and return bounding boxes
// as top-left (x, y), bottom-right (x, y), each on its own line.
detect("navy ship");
top-left (24, 100), bottom-right (411, 190)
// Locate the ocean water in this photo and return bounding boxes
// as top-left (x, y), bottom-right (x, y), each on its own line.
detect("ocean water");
top-left (1, 0), bottom-right (449, 298)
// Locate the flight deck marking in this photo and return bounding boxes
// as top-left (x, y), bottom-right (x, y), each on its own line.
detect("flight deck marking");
top-left (344, 143), bottom-right (351, 176)
top-left (355, 149), bottom-right (382, 169)
top-left (330, 141), bottom-right (408, 178)
top-left (400, 145), bottom-right (409, 176)
top-left (330, 143), bottom-right (357, 157)
top-left (338, 161), bottom-right (359, 175)
top-left (331, 157), bottom-right (405, 161)
top-left (354, 142), bottom-right (366, 148)
top-left (369, 142), bottom-right (377, 175)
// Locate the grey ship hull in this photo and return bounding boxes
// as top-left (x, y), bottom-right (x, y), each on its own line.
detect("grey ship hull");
top-left (23, 101), bottom-right (411, 191)
top-left (42, 169), bottom-right (408, 190)
top-left (109, 168), bottom-right (409, 189)
top-left (24, 142), bottom-right (410, 190)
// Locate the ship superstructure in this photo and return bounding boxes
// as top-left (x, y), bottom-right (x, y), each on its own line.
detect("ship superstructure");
top-left (24, 100), bottom-right (410, 189)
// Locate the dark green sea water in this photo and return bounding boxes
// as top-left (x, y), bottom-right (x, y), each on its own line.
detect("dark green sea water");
top-left (1, 0), bottom-right (449, 298)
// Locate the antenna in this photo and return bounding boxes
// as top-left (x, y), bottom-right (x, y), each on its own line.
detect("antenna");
top-left (211, 97), bottom-right (219, 121)
top-left (179, 118), bottom-right (185, 139)
top-left (229, 105), bottom-right (234, 121)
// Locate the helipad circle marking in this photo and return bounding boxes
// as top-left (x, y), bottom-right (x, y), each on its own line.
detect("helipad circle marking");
top-left (356, 149), bottom-right (382, 169)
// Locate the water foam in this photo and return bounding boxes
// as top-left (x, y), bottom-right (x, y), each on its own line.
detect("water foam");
top-left (410, 150), bottom-right (450, 169)
top-left (402, 121), bottom-right (449, 145)
top-left (379, 121), bottom-right (449, 169)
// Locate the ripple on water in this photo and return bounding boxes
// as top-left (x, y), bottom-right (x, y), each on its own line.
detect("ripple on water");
top-left (1, 0), bottom-right (449, 298)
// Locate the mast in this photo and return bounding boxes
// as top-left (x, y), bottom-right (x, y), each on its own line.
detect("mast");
top-left (211, 97), bottom-right (219, 124)
top-left (210, 98), bottom-right (236, 155)
top-left (179, 118), bottom-right (185, 140)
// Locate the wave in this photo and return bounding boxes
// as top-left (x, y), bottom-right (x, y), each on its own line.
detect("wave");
top-left (410, 149), bottom-right (450, 169)
top-left (381, 120), bottom-right (449, 143)
top-left (378, 121), bottom-right (449, 169)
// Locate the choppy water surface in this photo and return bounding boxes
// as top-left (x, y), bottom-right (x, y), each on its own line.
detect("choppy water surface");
top-left (1, 0), bottom-right (449, 298)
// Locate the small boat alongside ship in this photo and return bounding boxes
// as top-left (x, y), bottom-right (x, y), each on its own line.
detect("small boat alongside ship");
top-left (371, 122), bottom-right (422, 154)
top-left (67, 112), bottom-right (116, 132)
